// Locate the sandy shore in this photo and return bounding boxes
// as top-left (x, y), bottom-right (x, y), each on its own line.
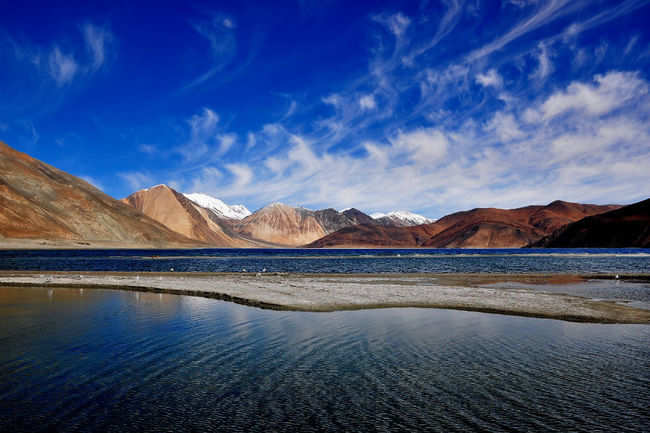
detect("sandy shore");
top-left (1, 271), bottom-right (649, 323)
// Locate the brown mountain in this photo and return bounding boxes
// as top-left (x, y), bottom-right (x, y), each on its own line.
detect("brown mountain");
top-left (306, 201), bottom-right (620, 248)
top-left (530, 199), bottom-right (650, 248)
top-left (232, 204), bottom-right (374, 247)
top-left (121, 185), bottom-right (261, 247)
top-left (0, 141), bottom-right (197, 248)
top-left (306, 223), bottom-right (440, 248)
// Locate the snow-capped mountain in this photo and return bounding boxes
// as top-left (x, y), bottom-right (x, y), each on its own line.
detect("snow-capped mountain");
top-left (183, 193), bottom-right (252, 220)
top-left (370, 210), bottom-right (434, 227)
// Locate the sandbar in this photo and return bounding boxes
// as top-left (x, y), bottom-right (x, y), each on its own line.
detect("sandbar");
top-left (0, 271), bottom-right (648, 324)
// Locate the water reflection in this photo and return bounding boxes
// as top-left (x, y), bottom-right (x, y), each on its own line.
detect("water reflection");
top-left (0, 286), bottom-right (648, 433)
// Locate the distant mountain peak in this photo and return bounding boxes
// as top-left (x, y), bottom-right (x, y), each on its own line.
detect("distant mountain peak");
top-left (141, 184), bottom-right (169, 192)
top-left (183, 192), bottom-right (251, 220)
top-left (371, 210), bottom-right (434, 227)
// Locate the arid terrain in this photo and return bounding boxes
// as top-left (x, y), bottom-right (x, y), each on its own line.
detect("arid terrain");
top-left (307, 201), bottom-right (620, 248)
top-left (0, 141), bottom-right (199, 248)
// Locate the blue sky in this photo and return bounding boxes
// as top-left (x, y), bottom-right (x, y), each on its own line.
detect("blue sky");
top-left (1, 0), bottom-right (649, 218)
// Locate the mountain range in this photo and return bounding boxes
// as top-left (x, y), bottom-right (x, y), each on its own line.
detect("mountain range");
top-left (1, 141), bottom-right (647, 249)
top-left (306, 201), bottom-right (621, 248)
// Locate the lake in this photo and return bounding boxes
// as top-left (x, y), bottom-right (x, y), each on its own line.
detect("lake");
top-left (1, 248), bottom-right (650, 273)
top-left (0, 286), bottom-right (648, 432)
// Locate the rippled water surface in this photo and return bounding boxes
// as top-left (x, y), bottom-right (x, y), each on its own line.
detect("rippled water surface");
top-left (0, 287), bottom-right (648, 432)
top-left (1, 248), bottom-right (650, 273)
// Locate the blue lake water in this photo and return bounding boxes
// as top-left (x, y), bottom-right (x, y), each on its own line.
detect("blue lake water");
top-left (1, 248), bottom-right (650, 273)
top-left (0, 286), bottom-right (648, 432)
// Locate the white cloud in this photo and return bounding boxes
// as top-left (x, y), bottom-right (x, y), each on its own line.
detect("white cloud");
top-left (265, 156), bottom-right (290, 174)
top-left (375, 12), bottom-right (411, 37)
top-left (363, 141), bottom-right (389, 167)
top-left (184, 13), bottom-right (237, 89)
top-left (226, 163), bottom-right (253, 188)
top-left (359, 94), bottom-right (376, 110)
top-left (246, 132), bottom-right (256, 149)
top-left (262, 123), bottom-right (282, 135)
top-left (287, 135), bottom-right (321, 173)
top-left (322, 94), bottom-right (342, 107)
top-left (485, 112), bottom-right (525, 142)
top-left (624, 35), bottom-right (639, 55)
top-left (594, 40), bottom-right (608, 63)
top-left (391, 128), bottom-right (448, 163)
top-left (82, 23), bottom-right (111, 70)
top-left (218, 133), bottom-right (236, 155)
top-left (181, 68), bottom-right (650, 214)
top-left (178, 108), bottom-right (220, 161)
top-left (530, 42), bottom-right (553, 81)
top-left (48, 46), bottom-right (78, 86)
top-left (539, 71), bottom-right (648, 120)
top-left (506, 0), bottom-right (540, 7)
top-left (30, 122), bottom-right (39, 144)
top-left (475, 69), bottom-right (502, 88)
top-left (465, 0), bottom-right (572, 62)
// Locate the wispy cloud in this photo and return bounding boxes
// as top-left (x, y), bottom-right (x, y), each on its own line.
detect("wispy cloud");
top-left (138, 143), bottom-right (158, 155)
top-left (113, 2), bottom-right (650, 214)
top-left (174, 107), bottom-right (237, 164)
top-left (475, 69), bottom-right (502, 88)
top-left (48, 46), bottom-right (78, 86)
top-left (359, 94), bottom-right (376, 110)
top-left (465, 0), bottom-right (573, 63)
top-left (82, 23), bottom-right (112, 71)
top-left (172, 69), bottom-right (650, 215)
top-left (530, 42), bottom-right (553, 81)
top-left (184, 12), bottom-right (237, 90)
top-left (118, 171), bottom-right (154, 192)
top-left (7, 21), bottom-right (113, 89)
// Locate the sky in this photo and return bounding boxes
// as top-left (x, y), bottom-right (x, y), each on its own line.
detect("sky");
top-left (1, 0), bottom-right (649, 218)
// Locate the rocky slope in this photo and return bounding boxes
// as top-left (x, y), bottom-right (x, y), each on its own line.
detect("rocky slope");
top-left (530, 199), bottom-right (650, 248)
top-left (0, 141), bottom-right (197, 247)
top-left (307, 201), bottom-right (619, 248)
top-left (233, 204), bottom-right (374, 246)
top-left (121, 185), bottom-right (260, 247)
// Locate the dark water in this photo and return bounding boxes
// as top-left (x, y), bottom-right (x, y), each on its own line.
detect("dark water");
top-left (0, 287), bottom-right (648, 432)
top-left (1, 248), bottom-right (650, 273)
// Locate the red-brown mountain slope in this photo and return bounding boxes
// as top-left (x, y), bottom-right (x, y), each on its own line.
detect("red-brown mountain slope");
top-left (530, 198), bottom-right (650, 248)
top-left (0, 141), bottom-right (197, 247)
top-left (306, 201), bottom-right (619, 248)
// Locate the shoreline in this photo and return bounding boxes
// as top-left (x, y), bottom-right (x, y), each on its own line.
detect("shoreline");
top-left (1, 271), bottom-right (649, 324)
top-left (3, 240), bottom-right (649, 251)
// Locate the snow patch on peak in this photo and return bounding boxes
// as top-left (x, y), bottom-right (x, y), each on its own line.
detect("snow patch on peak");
top-left (372, 210), bottom-right (434, 226)
top-left (183, 192), bottom-right (251, 220)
